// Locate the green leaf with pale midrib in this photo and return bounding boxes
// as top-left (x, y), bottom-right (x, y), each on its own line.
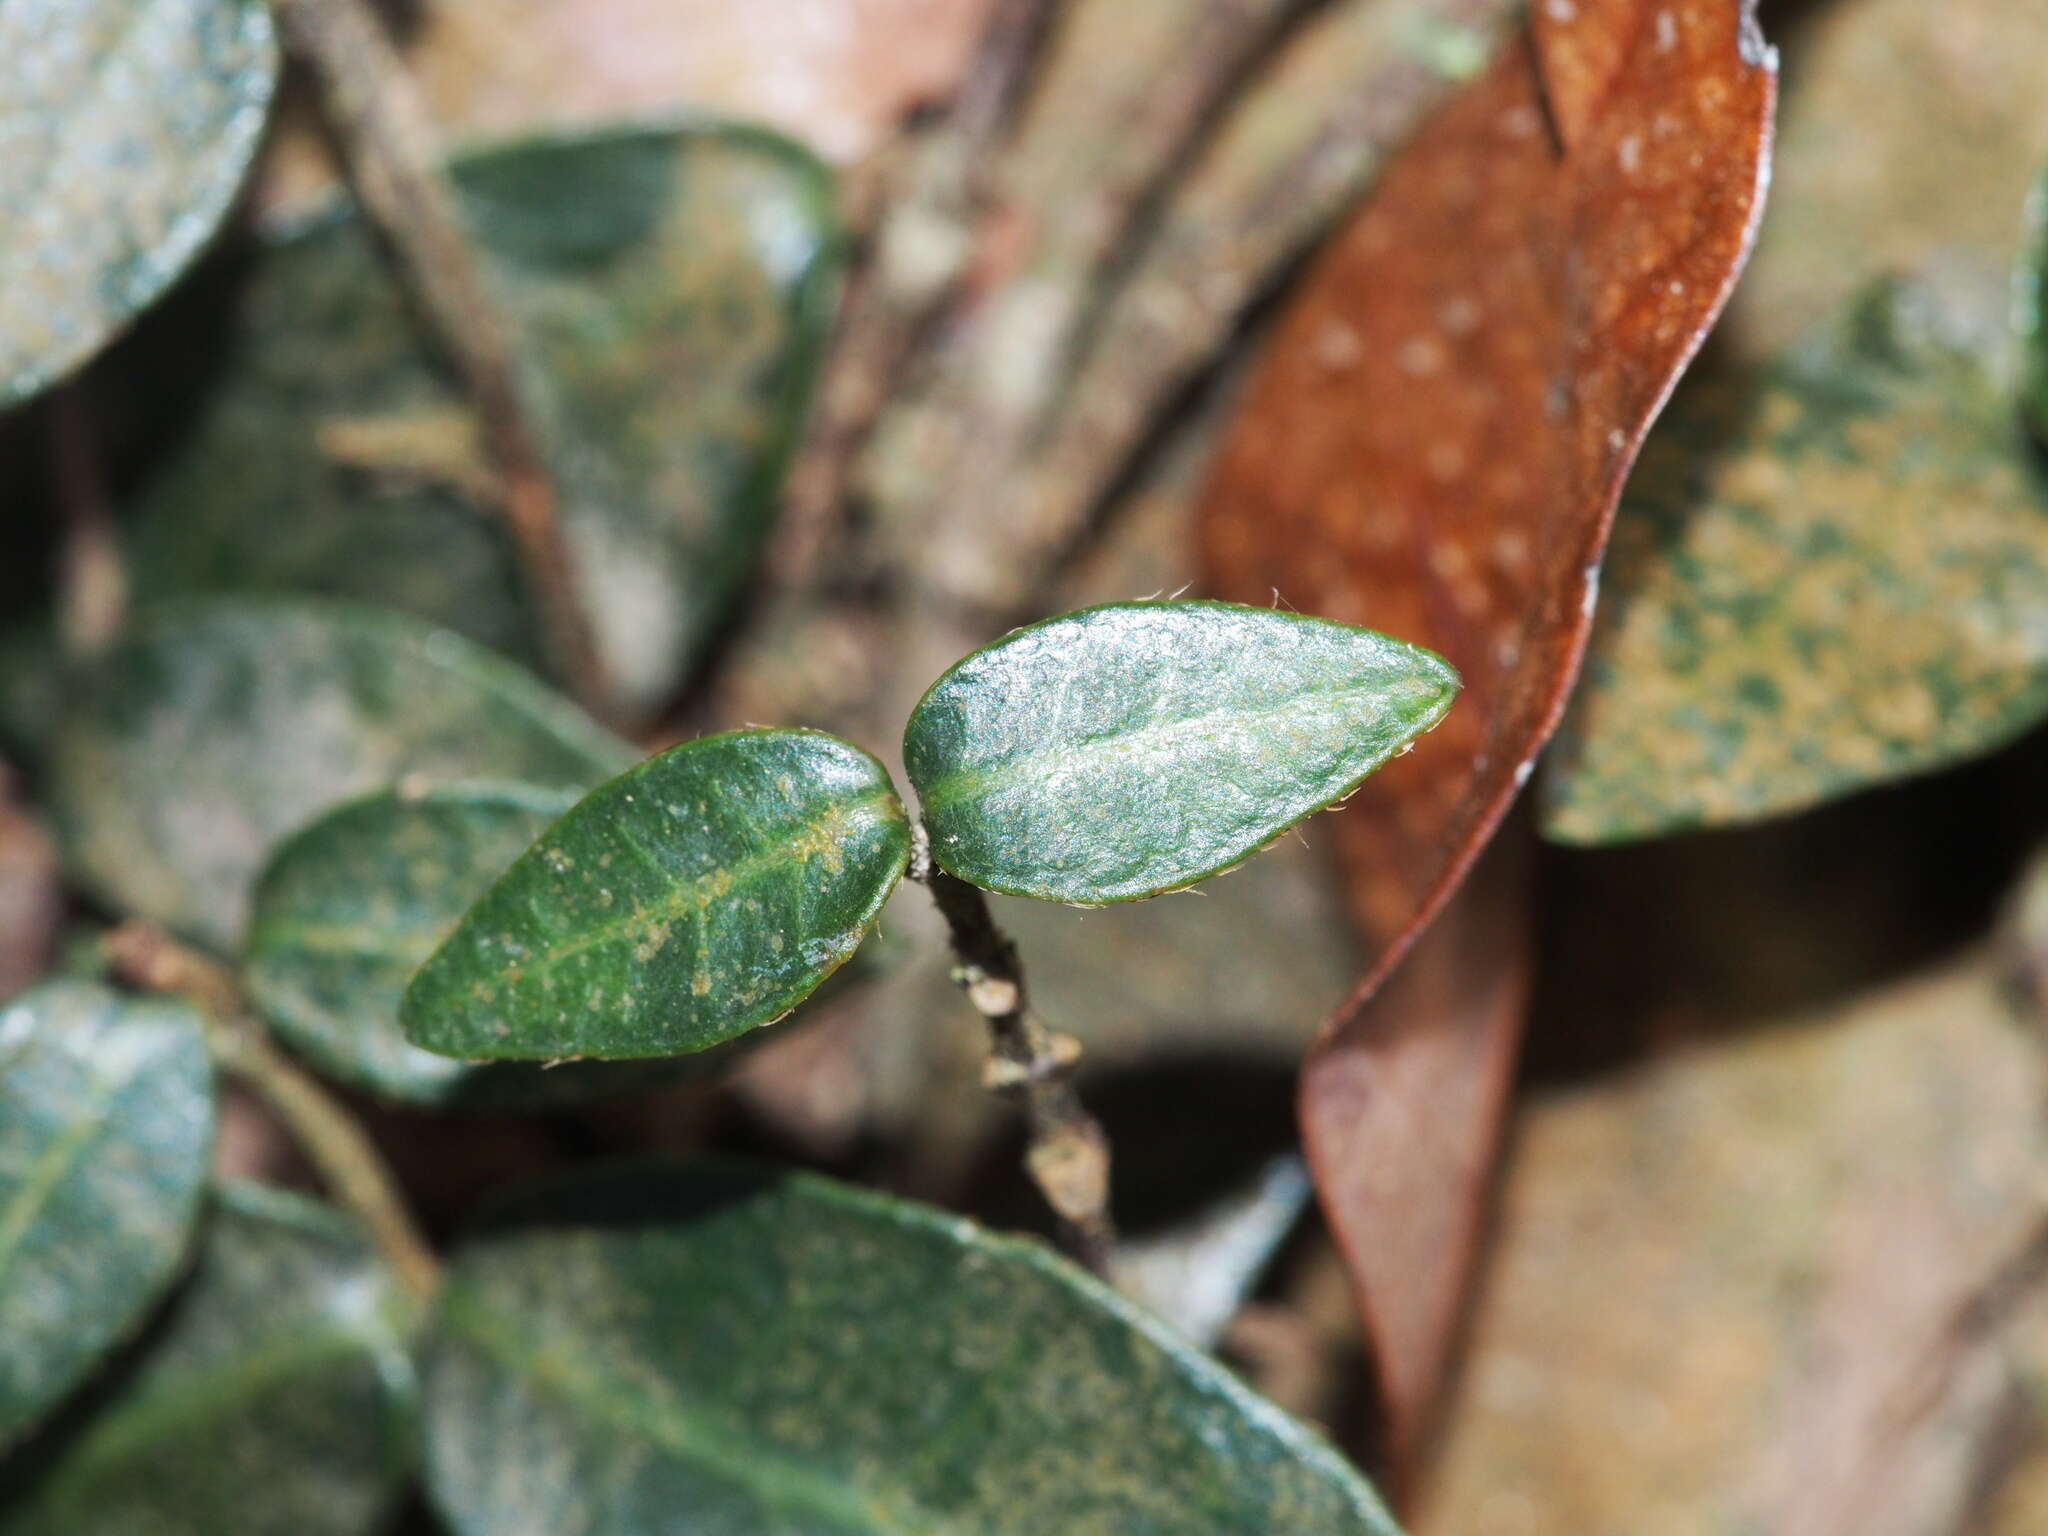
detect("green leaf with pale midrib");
top-left (904, 600), bottom-right (1458, 904)
top-left (0, 981), bottom-right (214, 1450)
top-left (52, 597), bottom-right (633, 950)
top-left (421, 1164), bottom-right (1400, 1536)
top-left (3, 1181), bottom-right (417, 1535)
top-left (245, 781), bottom-right (668, 1107)
top-left (0, 0), bottom-right (278, 406)
top-left (401, 730), bottom-right (911, 1062)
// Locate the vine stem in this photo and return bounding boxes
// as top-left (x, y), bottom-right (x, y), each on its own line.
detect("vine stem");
top-left (911, 829), bottom-right (1117, 1272)
top-left (49, 385), bottom-right (127, 660)
top-left (104, 921), bottom-right (441, 1301)
top-left (265, 0), bottom-right (611, 720)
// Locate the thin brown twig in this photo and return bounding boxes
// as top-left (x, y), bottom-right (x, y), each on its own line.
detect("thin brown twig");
top-left (266, 0), bottom-right (610, 718)
top-left (104, 921), bottom-right (441, 1301)
top-left (716, 0), bottom-right (1065, 723)
top-left (913, 833), bottom-right (1116, 1273)
top-left (49, 384), bottom-right (127, 660)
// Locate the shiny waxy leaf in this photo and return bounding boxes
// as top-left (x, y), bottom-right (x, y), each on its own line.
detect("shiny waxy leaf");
top-left (121, 124), bottom-right (838, 717)
top-left (246, 783), bottom-right (664, 1106)
top-left (51, 599), bottom-right (632, 950)
top-left (3, 1182), bottom-right (417, 1535)
top-left (0, 982), bottom-right (213, 1447)
top-left (903, 600), bottom-right (1458, 904)
top-left (402, 730), bottom-right (910, 1061)
top-left (422, 1165), bottom-right (1399, 1535)
top-left (1546, 264), bottom-right (2048, 843)
top-left (0, 0), bottom-right (278, 406)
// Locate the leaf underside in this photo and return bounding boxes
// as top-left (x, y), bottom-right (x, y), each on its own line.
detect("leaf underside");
top-left (402, 730), bottom-right (911, 1062)
top-left (903, 600), bottom-right (1458, 904)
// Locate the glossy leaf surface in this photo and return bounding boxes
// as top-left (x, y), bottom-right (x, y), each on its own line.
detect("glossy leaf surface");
top-left (0, 983), bottom-right (213, 1447)
top-left (1547, 264), bottom-right (2048, 842)
top-left (403, 731), bottom-right (910, 1061)
top-left (904, 601), bottom-right (1458, 904)
top-left (3, 1182), bottom-right (417, 1535)
top-left (121, 125), bottom-right (838, 717)
top-left (423, 1165), bottom-right (1399, 1535)
top-left (0, 0), bottom-right (278, 406)
top-left (51, 599), bottom-right (631, 950)
top-left (1196, 0), bottom-right (1775, 1465)
top-left (247, 783), bottom-right (661, 1106)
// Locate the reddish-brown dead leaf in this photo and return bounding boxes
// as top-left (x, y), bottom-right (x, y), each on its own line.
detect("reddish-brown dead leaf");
top-left (1196, 0), bottom-right (1776, 1480)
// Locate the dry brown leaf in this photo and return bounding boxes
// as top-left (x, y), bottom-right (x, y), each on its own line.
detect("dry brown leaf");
top-left (1196, 0), bottom-right (1777, 1474)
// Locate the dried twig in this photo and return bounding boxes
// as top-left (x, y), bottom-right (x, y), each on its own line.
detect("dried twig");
top-left (715, 0), bottom-right (1065, 729)
top-left (105, 921), bottom-right (441, 1301)
top-left (49, 384), bottom-right (126, 659)
top-left (266, 0), bottom-right (609, 717)
top-left (913, 835), bottom-right (1115, 1272)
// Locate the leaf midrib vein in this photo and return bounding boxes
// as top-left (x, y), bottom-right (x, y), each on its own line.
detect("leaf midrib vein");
top-left (464, 786), bottom-right (898, 985)
top-left (918, 677), bottom-right (1439, 814)
top-left (443, 1289), bottom-right (951, 1535)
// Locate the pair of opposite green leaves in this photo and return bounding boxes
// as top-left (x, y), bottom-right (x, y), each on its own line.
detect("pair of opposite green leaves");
top-left (399, 599), bottom-right (1458, 1064)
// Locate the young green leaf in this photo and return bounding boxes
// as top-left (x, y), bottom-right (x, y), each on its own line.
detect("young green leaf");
top-left (246, 783), bottom-right (670, 1107)
top-left (3, 1183), bottom-right (417, 1535)
top-left (0, 983), bottom-right (214, 1448)
top-left (422, 1165), bottom-right (1400, 1535)
top-left (904, 600), bottom-right (1458, 903)
top-left (51, 599), bottom-right (633, 950)
top-left (0, 0), bottom-right (279, 406)
top-left (402, 730), bottom-right (911, 1061)
top-left (118, 124), bottom-right (840, 718)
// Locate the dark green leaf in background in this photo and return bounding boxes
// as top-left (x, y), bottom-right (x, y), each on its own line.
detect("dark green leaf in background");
top-left (246, 782), bottom-right (669, 1106)
top-left (120, 124), bottom-right (839, 718)
top-left (403, 730), bottom-right (909, 1061)
top-left (423, 1165), bottom-right (1399, 1535)
top-left (0, 982), bottom-right (214, 1448)
top-left (0, 0), bottom-right (279, 407)
top-left (1545, 262), bottom-right (2048, 843)
top-left (904, 600), bottom-right (1459, 903)
top-left (51, 599), bottom-right (632, 950)
top-left (2, 1182), bottom-right (418, 1536)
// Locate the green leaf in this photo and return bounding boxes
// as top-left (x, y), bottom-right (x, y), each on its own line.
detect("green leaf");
top-left (402, 730), bottom-right (909, 1061)
top-left (903, 599), bottom-right (1459, 903)
top-left (51, 598), bottom-right (633, 951)
top-left (120, 124), bottom-right (839, 717)
top-left (1545, 262), bottom-right (2048, 844)
top-left (0, 982), bottom-right (214, 1448)
top-left (246, 782), bottom-right (675, 1106)
top-left (422, 1165), bottom-right (1399, 1535)
top-left (2, 1182), bottom-right (417, 1535)
top-left (0, 0), bottom-right (278, 407)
